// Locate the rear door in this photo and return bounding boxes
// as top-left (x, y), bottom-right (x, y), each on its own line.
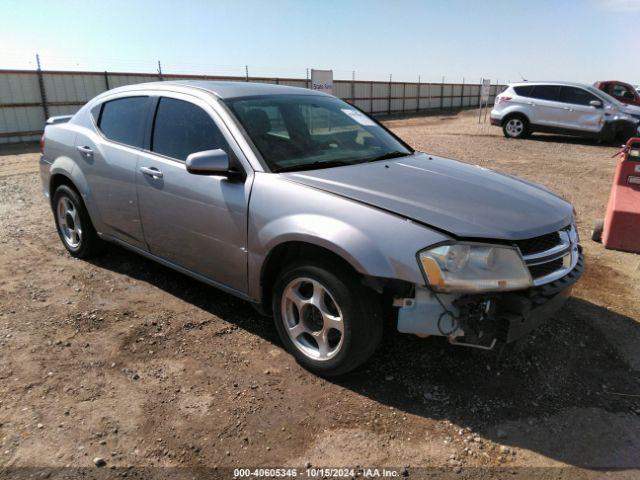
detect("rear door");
top-left (558, 86), bottom-right (604, 133)
top-left (135, 94), bottom-right (251, 293)
top-left (75, 96), bottom-right (151, 248)
top-left (526, 85), bottom-right (564, 128)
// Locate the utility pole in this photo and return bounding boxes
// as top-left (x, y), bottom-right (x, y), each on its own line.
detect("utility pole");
top-left (245, 65), bottom-right (249, 82)
top-left (157, 60), bottom-right (163, 81)
top-left (306, 68), bottom-right (310, 89)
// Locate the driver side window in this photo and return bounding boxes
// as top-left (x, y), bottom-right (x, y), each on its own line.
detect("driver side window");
top-left (151, 97), bottom-right (228, 161)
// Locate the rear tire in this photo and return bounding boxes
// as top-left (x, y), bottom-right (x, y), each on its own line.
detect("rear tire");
top-left (272, 261), bottom-right (383, 377)
top-left (502, 116), bottom-right (529, 139)
top-left (52, 185), bottom-right (103, 258)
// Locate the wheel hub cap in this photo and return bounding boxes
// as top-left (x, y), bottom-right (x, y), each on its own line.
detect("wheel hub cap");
top-left (506, 119), bottom-right (524, 136)
top-left (281, 277), bottom-right (344, 361)
top-left (56, 196), bottom-right (82, 249)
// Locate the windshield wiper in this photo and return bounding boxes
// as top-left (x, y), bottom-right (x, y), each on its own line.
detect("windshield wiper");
top-left (272, 160), bottom-right (353, 173)
top-left (360, 151), bottom-right (412, 164)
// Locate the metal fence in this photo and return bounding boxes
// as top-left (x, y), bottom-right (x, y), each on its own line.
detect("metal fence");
top-left (0, 68), bottom-right (505, 144)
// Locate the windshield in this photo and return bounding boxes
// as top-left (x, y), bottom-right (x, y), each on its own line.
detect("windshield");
top-left (224, 94), bottom-right (412, 172)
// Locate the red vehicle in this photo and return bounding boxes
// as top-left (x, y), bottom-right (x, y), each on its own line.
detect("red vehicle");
top-left (594, 80), bottom-right (640, 106)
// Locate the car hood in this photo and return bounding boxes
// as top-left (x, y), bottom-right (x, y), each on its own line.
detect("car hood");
top-left (622, 104), bottom-right (640, 117)
top-left (282, 153), bottom-right (574, 240)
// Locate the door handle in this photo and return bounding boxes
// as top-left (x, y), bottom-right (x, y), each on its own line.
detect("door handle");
top-left (562, 106), bottom-right (572, 110)
top-left (76, 145), bottom-right (93, 157)
top-left (140, 166), bottom-right (163, 178)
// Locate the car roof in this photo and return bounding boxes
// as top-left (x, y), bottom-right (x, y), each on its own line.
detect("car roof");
top-left (508, 81), bottom-right (594, 89)
top-left (103, 80), bottom-right (326, 100)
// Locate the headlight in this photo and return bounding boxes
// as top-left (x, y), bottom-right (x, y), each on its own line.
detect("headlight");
top-left (418, 243), bottom-right (532, 293)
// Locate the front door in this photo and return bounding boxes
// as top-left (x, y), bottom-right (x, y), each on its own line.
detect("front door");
top-left (558, 86), bottom-right (605, 133)
top-left (136, 95), bottom-right (250, 293)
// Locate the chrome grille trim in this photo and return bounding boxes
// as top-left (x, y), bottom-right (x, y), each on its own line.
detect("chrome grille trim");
top-left (518, 225), bottom-right (579, 286)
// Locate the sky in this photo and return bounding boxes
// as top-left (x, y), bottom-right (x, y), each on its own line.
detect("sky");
top-left (1, 0), bottom-right (639, 84)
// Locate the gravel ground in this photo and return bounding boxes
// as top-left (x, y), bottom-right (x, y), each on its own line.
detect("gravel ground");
top-left (1, 110), bottom-right (639, 479)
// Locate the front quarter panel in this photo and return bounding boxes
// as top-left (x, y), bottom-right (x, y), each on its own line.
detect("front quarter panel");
top-left (247, 172), bottom-right (449, 301)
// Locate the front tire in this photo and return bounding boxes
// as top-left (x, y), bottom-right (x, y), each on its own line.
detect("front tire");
top-left (272, 262), bottom-right (383, 377)
top-left (52, 185), bottom-right (102, 258)
top-left (502, 116), bottom-right (529, 139)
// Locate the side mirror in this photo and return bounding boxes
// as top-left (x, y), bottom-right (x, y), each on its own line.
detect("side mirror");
top-left (186, 149), bottom-right (229, 175)
top-left (589, 100), bottom-right (602, 108)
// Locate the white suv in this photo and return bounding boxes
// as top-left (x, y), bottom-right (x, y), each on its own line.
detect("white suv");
top-left (491, 81), bottom-right (640, 142)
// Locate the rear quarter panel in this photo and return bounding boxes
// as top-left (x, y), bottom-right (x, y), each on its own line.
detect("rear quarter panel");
top-left (42, 121), bottom-right (105, 231)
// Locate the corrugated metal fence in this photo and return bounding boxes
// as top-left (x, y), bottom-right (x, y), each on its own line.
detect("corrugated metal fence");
top-left (0, 69), bottom-right (505, 144)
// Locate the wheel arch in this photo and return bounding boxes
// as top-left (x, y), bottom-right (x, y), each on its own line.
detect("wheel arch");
top-left (501, 111), bottom-right (530, 126)
top-left (49, 173), bottom-right (79, 205)
top-left (48, 162), bottom-right (103, 232)
top-left (258, 240), bottom-right (389, 314)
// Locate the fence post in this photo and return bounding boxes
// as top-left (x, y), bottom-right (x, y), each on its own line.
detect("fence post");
top-left (440, 76), bottom-right (444, 110)
top-left (402, 82), bottom-right (406, 113)
top-left (370, 81), bottom-right (373, 114)
top-left (387, 74), bottom-right (392, 116)
top-left (351, 70), bottom-right (355, 104)
top-left (103, 71), bottom-right (110, 91)
top-left (416, 75), bottom-right (420, 113)
top-left (35, 54), bottom-right (49, 121)
top-left (460, 77), bottom-right (464, 110)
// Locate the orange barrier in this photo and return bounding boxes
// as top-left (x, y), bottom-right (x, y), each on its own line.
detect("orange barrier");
top-left (601, 137), bottom-right (640, 254)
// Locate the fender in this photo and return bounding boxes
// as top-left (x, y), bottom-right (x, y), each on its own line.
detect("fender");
top-left (263, 213), bottom-right (396, 272)
top-left (248, 214), bottom-right (398, 302)
top-left (246, 173), bottom-right (449, 302)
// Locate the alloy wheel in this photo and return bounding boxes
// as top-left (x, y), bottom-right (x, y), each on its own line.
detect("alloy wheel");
top-left (56, 196), bottom-right (82, 249)
top-left (281, 277), bottom-right (344, 361)
top-left (505, 118), bottom-right (524, 137)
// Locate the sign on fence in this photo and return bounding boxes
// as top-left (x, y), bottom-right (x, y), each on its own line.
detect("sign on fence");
top-left (478, 78), bottom-right (491, 124)
top-left (480, 78), bottom-right (491, 103)
top-left (310, 69), bottom-right (333, 95)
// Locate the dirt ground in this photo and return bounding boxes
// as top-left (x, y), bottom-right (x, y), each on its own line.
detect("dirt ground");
top-left (1, 110), bottom-right (639, 479)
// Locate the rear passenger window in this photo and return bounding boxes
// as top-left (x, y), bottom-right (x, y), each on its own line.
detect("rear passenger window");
top-left (560, 87), bottom-right (598, 106)
top-left (529, 85), bottom-right (560, 101)
top-left (513, 85), bottom-right (534, 97)
top-left (152, 98), bottom-right (228, 161)
top-left (98, 97), bottom-right (149, 147)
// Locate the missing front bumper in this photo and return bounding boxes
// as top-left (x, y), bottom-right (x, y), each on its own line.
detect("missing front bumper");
top-left (397, 252), bottom-right (584, 347)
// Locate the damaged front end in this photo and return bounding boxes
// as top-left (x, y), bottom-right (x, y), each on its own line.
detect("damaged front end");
top-left (396, 225), bottom-right (584, 349)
